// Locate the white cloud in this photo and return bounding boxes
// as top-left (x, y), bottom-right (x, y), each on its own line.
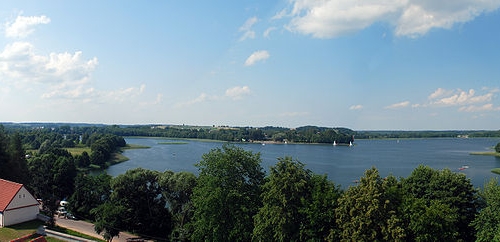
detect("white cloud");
top-left (0, 40), bottom-right (98, 88)
top-left (0, 15), bottom-right (148, 107)
top-left (225, 86), bottom-right (251, 100)
top-left (244, 50), bottom-right (270, 66)
top-left (385, 101), bottom-right (410, 109)
top-left (428, 87), bottom-right (452, 100)
top-left (5, 15), bottom-right (50, 38)
top-left (176, 86), bottom-right (250, 108)
top-left (418, 87), bottom-right (500, 112)
top-left (349, 104), bottom-right (363, 110)
top-left (279, 0), bottom-right (500, 38)
top-left (430, 88), bottom-right (493, 106)
top-left (263, 27), bottom-right (277, 38)
top-left (458, 104), bottom-right (500, 112)
top-left (239, 16), bottom-right (258, 41)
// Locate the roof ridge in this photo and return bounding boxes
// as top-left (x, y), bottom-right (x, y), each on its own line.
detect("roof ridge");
top-left (0, 178), bottom-right (23, 186)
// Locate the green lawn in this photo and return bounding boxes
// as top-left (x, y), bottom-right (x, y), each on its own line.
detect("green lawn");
top-left (0, 220), bottom-right (43, 241)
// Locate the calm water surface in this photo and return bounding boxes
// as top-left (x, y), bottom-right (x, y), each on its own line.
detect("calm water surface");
top-left (106, 137), bottom-right (500, 189)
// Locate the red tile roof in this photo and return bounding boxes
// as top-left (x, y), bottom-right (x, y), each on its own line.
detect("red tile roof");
top-left (0, 179), bottom-right (23, 212)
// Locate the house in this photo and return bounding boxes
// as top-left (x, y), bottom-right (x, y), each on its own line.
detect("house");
top-left (0, 179), bottom-right (40, 227)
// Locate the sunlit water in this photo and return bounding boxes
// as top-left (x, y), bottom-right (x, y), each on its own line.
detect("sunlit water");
top-left (106, 137), bottom-right (500, 189)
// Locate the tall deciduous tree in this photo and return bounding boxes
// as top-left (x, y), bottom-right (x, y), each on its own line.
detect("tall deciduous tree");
top-left (69, 173), bottom-right (112, 220)
top-left (92, 201), bottom-right (125, 242)
top-left (191, 144), bottom-right (264, 242)
top-left (160, 171), bottom-right (197, 241)
top-left (111, 168), bottom-right (172, 239)
top-left (303, 174), bottom-right (342, 241)
top-left (335, 167), bottom-right (405, 241)
top-left (472, 178), bottom-right (500, 242)
top-left (401, 165), bottom-right (478, 241)
top-left (253, 157), bottom-right (313, 241)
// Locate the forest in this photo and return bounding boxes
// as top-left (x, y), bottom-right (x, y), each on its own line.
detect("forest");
top-left (1, 123), bottom-right (500, 241)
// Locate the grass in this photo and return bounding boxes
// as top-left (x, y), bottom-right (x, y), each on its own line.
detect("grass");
top-left (123, 143), bottom-right (151, 149)
top-left (65, 146), bottom-right (91, 156)
top-left (49, 226), bottom-right (106, 242)
top-left (0, 220), bottom-right (43, 241)
top-left (492, 168), bottom-right (500, 175)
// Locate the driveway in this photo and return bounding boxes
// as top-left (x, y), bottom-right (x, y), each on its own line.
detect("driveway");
top-left (55, 217), bottom-right (136, 242)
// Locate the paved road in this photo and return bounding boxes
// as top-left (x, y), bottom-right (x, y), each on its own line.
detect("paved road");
top-left (55, 216), bottom-right (137, 242)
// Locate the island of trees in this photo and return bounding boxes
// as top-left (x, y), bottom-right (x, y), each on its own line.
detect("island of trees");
top-left (1, 123), bottom-right (500, 241)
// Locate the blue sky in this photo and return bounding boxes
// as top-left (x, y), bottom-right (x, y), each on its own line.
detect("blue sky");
top-left (1, 0), bottom-right (500, 130)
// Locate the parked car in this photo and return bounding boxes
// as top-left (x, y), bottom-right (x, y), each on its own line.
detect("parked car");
top-left (65, 212), bottom-right (77, 220)
top-left (56, 206), bottom-right (67, 217)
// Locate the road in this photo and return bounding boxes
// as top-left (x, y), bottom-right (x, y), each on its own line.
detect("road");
top-left (55, 216), bottom-right (137, 242)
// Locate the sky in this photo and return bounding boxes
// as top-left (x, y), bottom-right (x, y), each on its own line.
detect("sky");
top-left (1, 0), bottom-right (500, 130)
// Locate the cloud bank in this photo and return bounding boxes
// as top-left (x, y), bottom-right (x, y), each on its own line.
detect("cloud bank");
top-left (277, 0), bottom-right (500, 38)
top-left (0, 14), bottom-right (153, 107)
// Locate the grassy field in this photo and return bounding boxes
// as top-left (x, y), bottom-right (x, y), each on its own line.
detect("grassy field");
top-left (65, 146), bottom-right (91, 156)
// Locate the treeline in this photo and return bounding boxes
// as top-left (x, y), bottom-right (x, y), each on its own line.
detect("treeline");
top-left (357, 130), bottom-right (500, 139)
top-left (2, 123), bottom-right (356, 144)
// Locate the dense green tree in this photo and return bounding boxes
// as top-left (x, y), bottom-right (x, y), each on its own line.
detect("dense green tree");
top-left (191, 144), bottom-right (265, 242)
top-left (111, 168), bottom-right (172, 239)
top-left (472, 178), bottom-right (500, 242)
top-left (403, 198), bottom-right (458, 241)
top-left (160, 171), bottom-right (197, 241)
top-left (303, 174), bottom-right (342, 241)
top-left (27, 154), bottom-right (59, 216)
top-left (253, 157), bottom-right (313, 241)
top-left (495, 142), bottom-right (500, 153)
top-left (92, 201), bottom-right (125, 242)
top-left (52, 156), bottom-right (77, 199)
top-left (0, 132), bottom-right (29, 184)
top-left (401, 165), bottom-right (478, 241)
top-left (335, 167), bottom-right (405, 241)
top-left (75, 151), bottom-right (91, 168)
top-left (69, 173), bottom-right (112, 220)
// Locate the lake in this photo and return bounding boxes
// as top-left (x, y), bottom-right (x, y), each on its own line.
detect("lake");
top-left (106, 137), bottom-right (500, 189)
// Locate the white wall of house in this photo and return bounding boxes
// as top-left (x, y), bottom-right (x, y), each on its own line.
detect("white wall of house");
top-left (2, 205), bottom-right (39, 227)
top-left (1, 186), bottom-right (39, 227)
